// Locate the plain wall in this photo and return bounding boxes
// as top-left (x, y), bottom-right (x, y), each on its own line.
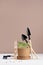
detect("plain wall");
top-left (0, 0), bottom-right (43, 53)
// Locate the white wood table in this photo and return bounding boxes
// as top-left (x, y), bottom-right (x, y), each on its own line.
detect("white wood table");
top-left (0, 54), bottom-right (43, 65)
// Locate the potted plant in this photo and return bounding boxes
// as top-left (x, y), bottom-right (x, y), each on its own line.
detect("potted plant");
top-left (17, 42), bottom-right (31, 60)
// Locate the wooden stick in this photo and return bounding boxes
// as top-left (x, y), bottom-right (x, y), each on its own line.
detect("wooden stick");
top-left (28, 40), bottom-right (39, 59)
top-left (31, 47), bottom-right (39, 59)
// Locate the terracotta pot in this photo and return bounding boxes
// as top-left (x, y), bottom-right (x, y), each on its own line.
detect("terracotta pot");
top-left (18, 47), bottom-right (31, 56)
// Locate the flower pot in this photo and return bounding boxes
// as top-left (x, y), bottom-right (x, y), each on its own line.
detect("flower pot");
top-left (18, 47), bottom-right (31, 56)
top-left (17, 47), bottom-right (31, 59)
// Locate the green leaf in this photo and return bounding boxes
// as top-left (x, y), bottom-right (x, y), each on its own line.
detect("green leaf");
top-left (18, 42), bottom-right (30, 48)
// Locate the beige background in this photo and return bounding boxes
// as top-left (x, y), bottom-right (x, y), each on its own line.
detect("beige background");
top-left (0, 0), bottom-right (43, 53)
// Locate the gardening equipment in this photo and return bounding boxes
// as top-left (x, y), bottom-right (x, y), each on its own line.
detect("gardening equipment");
top-left (27, 27), bottom-right (39, 59)
top-left (21, 34), bottom-right (28, 43)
